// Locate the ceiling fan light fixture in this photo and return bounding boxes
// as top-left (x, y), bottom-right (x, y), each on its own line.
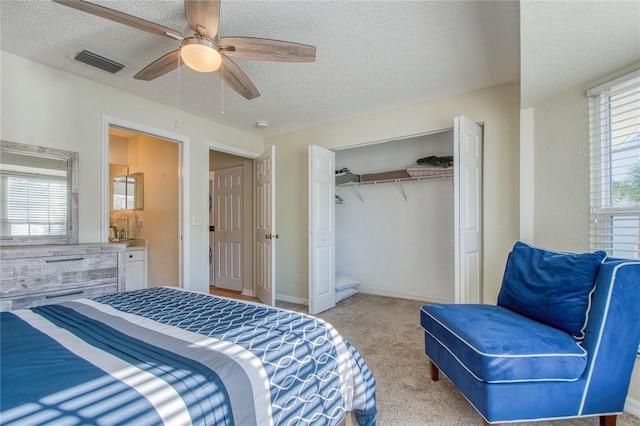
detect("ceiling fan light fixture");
top-left (180, 38), bottom-right (222, 72)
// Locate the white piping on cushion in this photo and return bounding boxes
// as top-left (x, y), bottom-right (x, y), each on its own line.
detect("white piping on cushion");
top-left (424, 328), bottom-right (484, 382)
top-left (424, 328), bottom-right (580, 384)
top-left (578, 262), bottom-right (634, 415)
top-left (421, 307), bottom-right (587, 359)
top-left (576, 256), bottom-right (608, 341)
top-left (427, 360), bottom-right (619, 425)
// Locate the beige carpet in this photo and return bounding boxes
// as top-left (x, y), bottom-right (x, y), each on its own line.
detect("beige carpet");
top-left (305, 293), bottom-right (640, 426)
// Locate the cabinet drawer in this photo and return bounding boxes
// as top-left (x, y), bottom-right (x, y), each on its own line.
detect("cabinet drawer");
top-left (1, 253), bottom-right (118, 298)
top-left (125, 250), bottom-right (145, 262)
top-left (1, 283), bottom-right (118, 311)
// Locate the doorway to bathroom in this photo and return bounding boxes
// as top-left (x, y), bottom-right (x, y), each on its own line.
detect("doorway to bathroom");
top-left (102, 117), bottom-right (185, 289)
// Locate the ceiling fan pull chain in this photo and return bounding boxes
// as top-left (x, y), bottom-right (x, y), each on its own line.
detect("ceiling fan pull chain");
top-left (175, 54), bottom-right (183, 127)
top-left (220, 62), bottom-right (225, 114)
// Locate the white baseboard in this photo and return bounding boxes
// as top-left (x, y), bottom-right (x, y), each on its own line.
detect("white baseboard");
top-left (357, 286), bottom-right (454, 304)
top-left (274, 288), bottom-right (449, 307)
top-left (625, 396), bottom-right (640, 418)
top-left (241, 288), bottom-right (254, 297)
top-left (276, 294), bottom-right (308, 305)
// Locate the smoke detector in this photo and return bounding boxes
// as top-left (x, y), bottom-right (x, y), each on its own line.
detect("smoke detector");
top-left (255, 121), bottom-right (269, 129)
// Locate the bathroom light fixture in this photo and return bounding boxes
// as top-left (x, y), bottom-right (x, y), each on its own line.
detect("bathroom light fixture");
top-left (256, 121), bottom-right (269, 129)
top-left (180, 38), bottom-right (222, 72)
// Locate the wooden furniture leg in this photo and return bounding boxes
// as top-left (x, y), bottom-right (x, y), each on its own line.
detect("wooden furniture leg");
top-left (600, 415), bottom-right (616, 426)
top-left (430, 360), bottom-right (439, 381)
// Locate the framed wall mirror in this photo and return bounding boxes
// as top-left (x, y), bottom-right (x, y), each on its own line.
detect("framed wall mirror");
top-left (0, 140), bottom-right (79, 246)
top-left (109, 163), bottom-right (143, 210)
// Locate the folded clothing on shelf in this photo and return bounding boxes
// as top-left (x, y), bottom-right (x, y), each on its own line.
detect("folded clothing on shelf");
top-left (417, 155), bottom-right (453, 168)
top-left (406, 163), bottom-right (454, 177)
top-left (335, 171), bottom-right (360, 185)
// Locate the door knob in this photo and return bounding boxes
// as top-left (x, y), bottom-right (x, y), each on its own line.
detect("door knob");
top-left (265, 233), bottom-right (280, 239)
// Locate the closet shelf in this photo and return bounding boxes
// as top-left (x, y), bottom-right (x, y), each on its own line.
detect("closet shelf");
top-left (336, 173), bottom-right (453, 203)
top-left (336, 173), bottom-right (452, 188)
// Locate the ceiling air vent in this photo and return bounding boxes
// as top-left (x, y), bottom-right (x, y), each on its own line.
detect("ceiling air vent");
top-left (74, 49), bottom-right (125, 74)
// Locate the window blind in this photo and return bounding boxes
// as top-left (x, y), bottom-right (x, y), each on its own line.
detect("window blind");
top-left (588, 70), bottom-right (640, 259)
top-left (0, 173), bottom-right (67, 236)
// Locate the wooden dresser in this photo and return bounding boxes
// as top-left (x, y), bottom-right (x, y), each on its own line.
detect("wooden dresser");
top-left (0, 243), bottom-right (126, 311)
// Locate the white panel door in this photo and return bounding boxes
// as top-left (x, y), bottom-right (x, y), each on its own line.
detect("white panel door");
top-left (308, 145), bottom-right (336, 315)
top-left (213, 167), bottom-right (243, 291)
top-left (209, 176), bottom-right (215, 286)
top-left (454, 116), bottom-right (483, 304)
top-left (256, 146), bottom-right (276, 306)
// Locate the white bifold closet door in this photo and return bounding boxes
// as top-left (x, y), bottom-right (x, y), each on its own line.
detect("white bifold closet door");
top-left (308, 145), bottom-right (336, 315)
top-left (454, 116), bottom-right (483, 304)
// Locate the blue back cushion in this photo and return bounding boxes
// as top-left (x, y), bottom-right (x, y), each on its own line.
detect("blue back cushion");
top-left (497, 242), bottom-right (607, 339)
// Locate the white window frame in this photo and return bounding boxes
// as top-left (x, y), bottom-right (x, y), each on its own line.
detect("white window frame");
top-left (588, 70), bottom-right (640, 259)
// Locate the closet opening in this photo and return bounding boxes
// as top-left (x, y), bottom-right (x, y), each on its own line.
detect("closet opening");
top-left (309, 116), bottom-right (483, 314)
top-left (334, 129), bottom-right (456, 304)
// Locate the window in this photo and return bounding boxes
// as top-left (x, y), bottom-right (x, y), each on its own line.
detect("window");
top-left (588, 70), bottom-right (640, 259)
top-left (0, 163), bottom-right (68, 237)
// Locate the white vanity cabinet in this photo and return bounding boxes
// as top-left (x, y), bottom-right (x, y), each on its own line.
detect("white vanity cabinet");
top-left (125, 245), bottom-right (147, 291)
top-left (0, 243), bottom-right (125, 311)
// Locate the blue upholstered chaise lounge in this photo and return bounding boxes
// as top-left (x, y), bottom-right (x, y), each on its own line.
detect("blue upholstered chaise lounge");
top-left (421, 242), bottom-right (640, 425)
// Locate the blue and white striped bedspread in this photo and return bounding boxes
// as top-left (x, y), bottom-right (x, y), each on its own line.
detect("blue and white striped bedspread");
top-left (0, 287), bottom-right (376, 426)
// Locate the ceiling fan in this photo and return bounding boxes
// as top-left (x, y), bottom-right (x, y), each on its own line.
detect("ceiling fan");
top-left (52, 0), bottom-right (316, 100)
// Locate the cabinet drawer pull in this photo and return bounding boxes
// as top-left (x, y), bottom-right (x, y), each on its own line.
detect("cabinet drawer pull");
top-left (45, 257), bottom-right (84, 263)
top-left (46, 290), bottom-right (84, 299)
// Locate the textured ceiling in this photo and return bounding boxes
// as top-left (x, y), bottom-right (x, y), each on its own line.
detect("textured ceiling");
top-left (521, 1), bottom-right (640, 109)
top-left (0, 0), bottom-right (520, 137)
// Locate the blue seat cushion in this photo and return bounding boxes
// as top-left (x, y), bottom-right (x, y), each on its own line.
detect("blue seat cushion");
top-left (497, 241), bottom-right (607, 339)
top-left (421, 304), bottom-right (588, 383)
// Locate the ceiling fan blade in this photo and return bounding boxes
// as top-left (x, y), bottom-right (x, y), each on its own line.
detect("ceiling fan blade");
top-left (134, 49), bottom-right (183, 81)
top-left (52, 0), bottom-right (183, 40)
top-left (217, 55), bottom-right (260, 100)
top-left (219, 37), bottom-right (316, 62)
top-left (185, 0), bottom-right (220, 39)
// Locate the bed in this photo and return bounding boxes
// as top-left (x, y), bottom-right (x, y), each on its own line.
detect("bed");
top-left (0, 287), bottom-right (376, 426)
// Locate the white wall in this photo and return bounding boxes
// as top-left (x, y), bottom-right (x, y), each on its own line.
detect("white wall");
top-left (0, 51), bottom-right (263, 292)
top-left (531, 88), bottom-right (591, 251)
top-left (266, 82), bottom-right (520, 304)
top-left (335, 131), bottom-right (455, 302)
